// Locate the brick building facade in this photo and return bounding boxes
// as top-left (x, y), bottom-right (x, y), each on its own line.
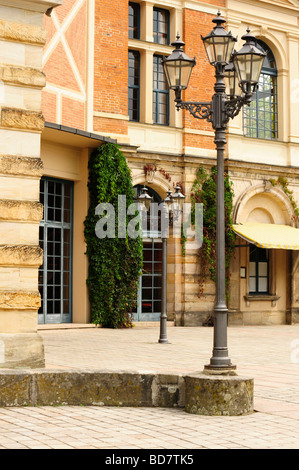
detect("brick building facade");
top-left (38, 0), bottom-right (299, 327)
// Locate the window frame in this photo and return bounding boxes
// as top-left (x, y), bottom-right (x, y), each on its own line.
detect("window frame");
top-left (128, 49), bottom-right (140, 122)
top-left (129, 2), bottom-right (140, 40)
top-left (153, 7), bottom-right (170, 45)
top-left (249, 245), bottom-right (269, 295)
top-left (38, 177), bottom-right (73, 324)
top-left (153, 54), bottom-right (169, 126)
top-left (243, 40), bottom-right (278, 140)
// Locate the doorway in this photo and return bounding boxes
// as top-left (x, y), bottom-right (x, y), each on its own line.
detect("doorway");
top-left (38, 177), bottom-right (73, 324)
top-left (133, 185), bottom-right (163, 321)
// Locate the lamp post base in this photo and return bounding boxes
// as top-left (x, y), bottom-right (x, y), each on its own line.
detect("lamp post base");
top-left (203, 364), bottom-right (237, 375)
top-left (185, 372), bottom-right (254, 416)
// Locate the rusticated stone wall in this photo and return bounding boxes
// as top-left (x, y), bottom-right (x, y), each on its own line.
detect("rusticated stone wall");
top-left (0, 0), bottom-right (62, 368)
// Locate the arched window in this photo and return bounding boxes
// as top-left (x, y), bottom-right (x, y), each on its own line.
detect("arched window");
top-left (243, 40), bottom-right (278, 140)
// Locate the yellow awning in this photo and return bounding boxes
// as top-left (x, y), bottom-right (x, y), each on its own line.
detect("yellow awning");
top-left (233, 222), bottom-right (299, 250)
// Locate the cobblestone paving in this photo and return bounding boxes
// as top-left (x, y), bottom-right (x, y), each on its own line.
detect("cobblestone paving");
top-left (0, 324), bottom-right (299, 449)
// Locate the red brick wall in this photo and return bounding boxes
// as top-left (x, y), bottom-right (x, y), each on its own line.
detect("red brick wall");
top-left (62, 97), bottom-right (85, 130)
top-left (42, 0), bottom-right (87, 129)
top-left (41, 0), bottom-right (229, 145)
top-left (41, 90), bottom-right (56, 124)
top-left (183, 8), bottom-right (217, 150)
top-left (93, 0), bottom-right (129, 135)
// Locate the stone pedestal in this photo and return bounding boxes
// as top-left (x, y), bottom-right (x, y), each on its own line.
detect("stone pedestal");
top-left (0, 0), bottom-right (62, 368)
top-left (185, 372), bottom-right (254, 416)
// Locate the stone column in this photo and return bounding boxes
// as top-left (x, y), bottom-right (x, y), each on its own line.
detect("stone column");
top-left (0, 0), bottom-right (62, 368)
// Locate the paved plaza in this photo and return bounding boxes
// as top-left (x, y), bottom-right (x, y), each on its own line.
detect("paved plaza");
top-left (0, 323), bottom-right (299, 449)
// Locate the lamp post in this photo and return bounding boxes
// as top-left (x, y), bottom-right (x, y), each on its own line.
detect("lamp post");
top-left (136, 184), bottom-right (185, 344)
top-left (162, 12), bottom-right (265, 371)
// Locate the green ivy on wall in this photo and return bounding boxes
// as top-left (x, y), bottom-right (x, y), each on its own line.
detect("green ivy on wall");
top-left (191, 166), bottom-right (236, 299)
top-left (269, 176), bottom-right (299, 221)
top-left (84, 143), bottom-right (143, 328)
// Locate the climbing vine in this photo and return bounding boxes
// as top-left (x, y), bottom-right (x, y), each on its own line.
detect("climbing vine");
top-left (144, 164), bottom-right (172, 183)
top-left (269, 176), bottom-right (299, 222)
top-left (190, 166), bottom-right (236, 300)
top-left (84, 143), bottom-right (143, 328)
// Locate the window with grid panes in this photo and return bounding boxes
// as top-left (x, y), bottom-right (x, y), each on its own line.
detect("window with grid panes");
top-left (129, 2), bottom-right (140, 39)
top-left (153, 54), bottom-right (169, 125)
top-left (38, 178), bottom-right (73, 324)
top-left (153, 7), bottom-right (169, 45)
top-left (249, 246), bottom-right (269, 294)
top-left (128, 50), bottom-right (140, 121)
top-left (243, 40), bottom-right (278, 140)
top-left (132, 186), bottom-right (162, 321)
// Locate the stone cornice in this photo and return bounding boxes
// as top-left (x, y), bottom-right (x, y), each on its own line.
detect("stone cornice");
top-left (1, 107), bottom-right (45, 132)
top-left (0, 244), bottom-right (43, 267)
top-left (0, 155), bottom-right (43, 177)
top-left (0, 290), bottom-right (41, 310)
top-left (0, 200), bottom-right (43, 222)
top-left (0, 19), bottom-right (46, 45)
top-left (0, 66), bottom-right (46, 89)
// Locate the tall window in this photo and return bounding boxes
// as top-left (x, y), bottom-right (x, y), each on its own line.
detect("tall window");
top-left (243, 40), bottom-right (278, 140)
top-left (129, 2), bottom-right (140, 39)
top-left (39, 177), bottom-right (73, 324)
top-left (133, 186), bottom-right (162, 321)
top-left (128, 50), bottom-right (140, 121)
top-left (249, 246), bottom-right (269, 294)
top-left (153, 54), bottom-right (169, 125)
top-left (153, 7), bottom-right (169, 45)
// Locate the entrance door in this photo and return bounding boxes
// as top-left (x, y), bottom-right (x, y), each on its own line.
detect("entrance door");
top-left (133, 185), bottom-right (163, 321)
top-left (134, 239), bottom-right (163, 321)
top-left (38, 177), bottom-right (73, 324)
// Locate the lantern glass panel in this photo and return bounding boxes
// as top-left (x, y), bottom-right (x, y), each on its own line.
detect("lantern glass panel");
top-left (251, 54), bottom-right (264, 83)
top-left (203, 37), bottom-right (216, 64)
top-left (163, 59), bottom-right (193, 89)
top-left (204, 36), bottom-right (235, 64)
top-left (224, 70), bottom-right (235, 96)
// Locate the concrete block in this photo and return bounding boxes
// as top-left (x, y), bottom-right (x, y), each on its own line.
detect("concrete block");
top-left (152, 374), bottom-right (185, 408)
top-left (34, 371), bottom-right (155, 407)
top-left (0, 370), bottom-right (31, 406)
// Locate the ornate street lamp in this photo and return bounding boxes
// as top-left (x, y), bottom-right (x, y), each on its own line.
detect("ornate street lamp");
top-left (162, 35), bottom-right (196, 104)
top-left (163, 13), bottom-right (265, 372)
top-left (159, 185), bottom-right (185, 344)
top-left (233, 27), bottom-right (266, 95)
top-left (171, 184), bottom-right (186, 212)
top-left (137, 184), bottom-right (185, 344)
top-left (201, 11), bottom-right (237, 66)
top-left (136, 185), bottom-right (152, 212)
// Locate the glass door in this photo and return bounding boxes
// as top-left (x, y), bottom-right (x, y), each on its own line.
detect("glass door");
top-left (134, 239), bottom-right (162, 321)
top-left (38, 177), bottom-right (73, 324)
top-left (133, 185), bottom-right (163, 321)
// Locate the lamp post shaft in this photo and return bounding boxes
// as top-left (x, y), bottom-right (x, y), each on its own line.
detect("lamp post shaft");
top-left (205, 64), bottom-right (235, 370)
top-left (159, 235), bottom-right (168, 343)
